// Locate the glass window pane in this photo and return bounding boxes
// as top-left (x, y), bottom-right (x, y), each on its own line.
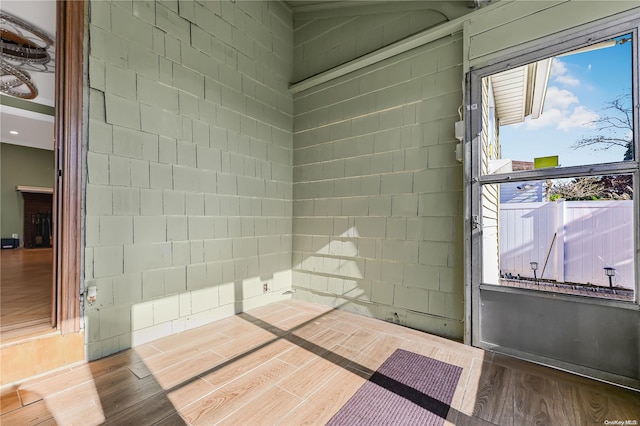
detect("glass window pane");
top-left (481, 175), bottom-right (635, 301)
top-left (481, 34), bottom-right (634, 176)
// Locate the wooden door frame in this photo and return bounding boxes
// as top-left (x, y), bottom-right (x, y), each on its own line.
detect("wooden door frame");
top-left (53, 0), bottom-right (84, 334)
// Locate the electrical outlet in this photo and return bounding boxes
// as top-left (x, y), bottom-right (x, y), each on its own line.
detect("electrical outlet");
top-left (384, 311), bottom-right (406, 326)
top-left (263, 283), bottom-right (269, 293)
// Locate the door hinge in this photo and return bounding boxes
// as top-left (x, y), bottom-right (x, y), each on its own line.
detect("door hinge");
top-left (472, 215), bottom-right (480, 229)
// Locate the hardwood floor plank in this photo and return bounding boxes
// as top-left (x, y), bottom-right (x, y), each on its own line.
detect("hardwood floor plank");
top-left (213, 327), bottom-right (279, 359)
top-left (2, 300), bottom-right (639, 425)
top-left (152, 412), bottom-right (187, 425)
top-left (301, 328), bottom-right (349, 349)
top-left (217, 386), bottom-right (303, 426)
top-left (217, 317), bottom-right (274, 338)
top-left (350, 333), bottom-right (411, 373)
top-left (605, 392), bottom-right (640, 421)
top-left (166, 378), bottom-right (216, 410)
top-left (463, 361), bottom-right (515, 425)
top-left (340, 328), bottom-right (379, 351)
top-left (328, 319), bottom-right (362, 335)
top-left (102, 392), bottom-right (182, 425)
top-left (181, 358), bottom-right (296, 425)
top-left (146, 327), bottom-right (231, 354)
top-left (0, 399), bottom-right (54, 425)
top-left (277, 367), bottom-right (367, 425)
top-left (0, 249), bottom-right (52, 339)
top-left (0, 389), bottom-right (22, 415)
top-left (128, 342), bottom-right (226, 380)
top-left (200, 339), bottom-right (294, 388)
top-left (276, 334), bottom-right (328, 367)
top-left (17, 365), bottom-right (94, 404)
top-left (564, 384), bottom-right (640, 424)
top-left (151, 350), bottom-right (226, 389)
top-left (86, 348), bottom-right (145, 379)
top-left (277, 344), bottom-right (359, 399)
top-left (513, 371), bottom-right (574, 426)
top-left (289, 315), bottom-right (336, 340)
top-left (459, 357), bottom-right (488, 417)
top-left (92, 369), bottom-right (166, 419)
top-left (450, 412), bottom-right (502, 426)
top-left (44, 384), bottom-right (106, 426)
top-left (252, 306), bottom-right (307, 326)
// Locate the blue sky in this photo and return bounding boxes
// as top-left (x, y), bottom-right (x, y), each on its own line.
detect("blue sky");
top-left (499, 34), bottom-right (633, 167)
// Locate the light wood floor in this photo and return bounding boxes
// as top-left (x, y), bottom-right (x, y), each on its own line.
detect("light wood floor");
top-left (1, 299), bottom-right (639, 425)
top-left (0, 249), bottom-right (54, 343)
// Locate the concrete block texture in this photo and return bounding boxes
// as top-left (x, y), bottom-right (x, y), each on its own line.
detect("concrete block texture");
top-left (292, 32), bottom-right (464, 339)
top-left (86, 0), bottom-right (293, 357)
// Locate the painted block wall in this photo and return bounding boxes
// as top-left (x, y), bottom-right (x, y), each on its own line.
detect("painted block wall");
top-left (293, 9), bottom-right (449, 83)
top-left (0, 143), bottom-right (55, 242)
top-left (85, 0), bottom-right (293, 359)
top-left (292, 33), bottom-right (465, 339)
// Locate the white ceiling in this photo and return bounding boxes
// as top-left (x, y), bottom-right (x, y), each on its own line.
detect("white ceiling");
top-left (0, 0), bottom-right (56, 151)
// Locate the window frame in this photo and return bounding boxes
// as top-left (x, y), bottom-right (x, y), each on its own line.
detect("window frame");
top-left (466, 15), bottom-right (640, 308)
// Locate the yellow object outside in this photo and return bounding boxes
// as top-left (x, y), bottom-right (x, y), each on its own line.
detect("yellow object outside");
top-left (534, 155), bottom-right (559, 169)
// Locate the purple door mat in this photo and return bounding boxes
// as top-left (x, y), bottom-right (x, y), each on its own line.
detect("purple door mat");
top-left (327, 349), bottom-right (463, 426)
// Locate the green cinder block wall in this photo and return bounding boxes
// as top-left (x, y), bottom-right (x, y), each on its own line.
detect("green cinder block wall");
top-left (291, 33), bottom-right (465, 339)
top-left (81, 0), bottom-right (640, 359)
top-left (85, 0), bottom-right (294, 359)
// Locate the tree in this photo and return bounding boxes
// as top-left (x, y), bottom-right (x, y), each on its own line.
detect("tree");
top-left (571, 93), bottom-right (633, 161)
top-left (549, 175), bottom-right (633, 201)
top-left (562, 93), bottom-right (634, 201)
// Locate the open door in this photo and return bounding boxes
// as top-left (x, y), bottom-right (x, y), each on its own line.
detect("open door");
top-left (467, 15), bottom-right (640, 388)
top-left (53, 0), bottom-right (84, 334)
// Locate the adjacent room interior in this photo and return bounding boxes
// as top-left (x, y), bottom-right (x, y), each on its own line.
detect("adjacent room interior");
top-left (0, 0), bottom-right (57, 344)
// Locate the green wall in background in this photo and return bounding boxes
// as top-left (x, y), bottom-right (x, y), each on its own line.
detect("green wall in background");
top-left (0, 143), bottom-right (55, 242)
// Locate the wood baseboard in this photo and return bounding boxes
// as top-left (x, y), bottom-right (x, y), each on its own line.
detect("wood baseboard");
top-left (1, 331), bottom-right (84, 385)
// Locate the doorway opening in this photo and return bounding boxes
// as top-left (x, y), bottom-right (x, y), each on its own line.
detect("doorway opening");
top-left (477, 31), bottom-right (637, 301)
top-left (1, 0), bottom-right (83, 345)
top-left (467, 15), bottom-right (639, 386)
top-left (1, 3), bottom-right (57, 342)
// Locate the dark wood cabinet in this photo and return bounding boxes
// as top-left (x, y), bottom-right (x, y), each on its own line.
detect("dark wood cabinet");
top-left (22, 192), bottom-right (53, 248)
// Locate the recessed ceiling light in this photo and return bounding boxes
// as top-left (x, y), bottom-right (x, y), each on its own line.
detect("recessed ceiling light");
top-left (9, 130), bottom-right (19, 135)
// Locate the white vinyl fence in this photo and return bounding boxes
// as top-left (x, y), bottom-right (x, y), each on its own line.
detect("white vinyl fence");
top-left (499, 200), bottom-right (634, 290)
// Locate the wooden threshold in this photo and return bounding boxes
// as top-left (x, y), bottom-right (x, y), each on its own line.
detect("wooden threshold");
top-left (0, 322), bottom-right (56, 347)
top-left (0, 330), bottom-right (84, 386)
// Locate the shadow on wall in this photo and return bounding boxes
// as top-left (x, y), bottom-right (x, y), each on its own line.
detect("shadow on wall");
top-left (82, 275), bottom-right (273, 423)
top-left (292, 223), bottom-right (464, 339)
